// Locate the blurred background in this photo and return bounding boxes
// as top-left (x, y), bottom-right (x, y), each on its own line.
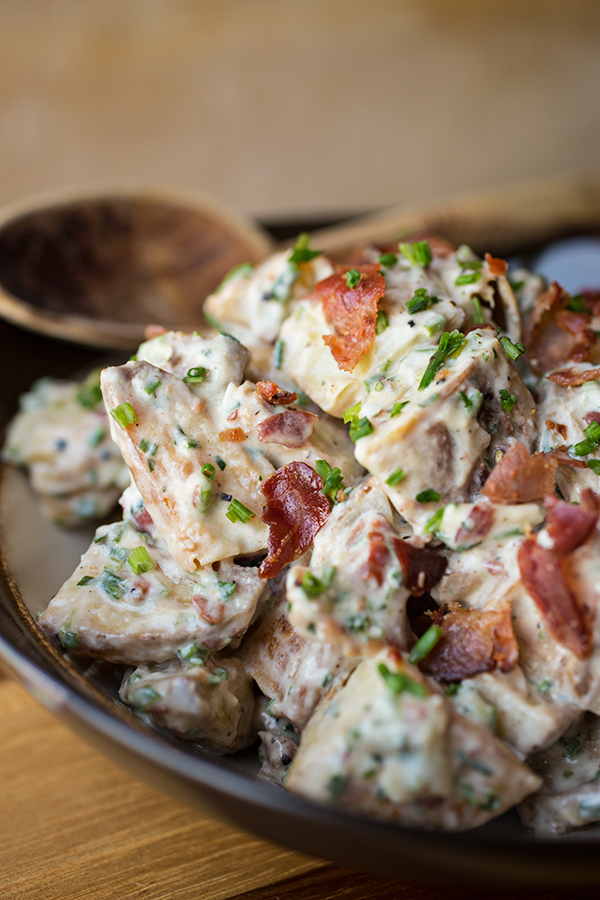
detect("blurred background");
top-left (0, 0), bottom-right (599, 224)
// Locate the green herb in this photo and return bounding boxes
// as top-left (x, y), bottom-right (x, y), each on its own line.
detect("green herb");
top-left (455, 272), bottom-right (480, 286)
top-left (148, 459), bottom-right (155, 472)
top-left (425, 315), bottom-right (446, 336)
top-left (100, 571), bottom-right (125, 601)
top-left (328, 774), bottom-right (349, 798)
top-left (407, 287), bottom-right (434, 314)
top-left (76, 369), bottom-right (103, 409)
top-left (271, 263), bottom-right (300, 303)
top-left (186, 439), bottom-right (200, 449)
top-left (226, 498), bottom-right (254, 523)
top-left (560, 734), bottom-right (581, 758)
top-left (423, 506), bottom-right (445, 535)
top-left (457, 257), bottom-right (483, 270)
top-left (574, 421), bottom-right (600, 456)
top-left (567, 294), bottom-right (587, 312)
top-left (138, 438), bottom-right (151, 453)
top-left (499, 336), bottom-right (526, 360)
top-left (416, 489), bottom-right (440, 503)
top-left (289, 233), bottom-right (322, 264)
top-left (301, 566), bottom-right (336, 598)
top-left (343, 402), bottom-right (362, 424)
top-left (408, 624), bottom-right (443, 664)
top-left (378, 662), bottom-right (428, 697)
top-left (77, 575), bottom-right (94, 586)
top-left (375, 309), bottom-right (389, 334)
top-left (460, 391), bottom-right (472, 410)
top-left (58, 628), bottom-right (79, 650)
top-left (378, 252), bottom-right (398, 267)
top-left (274, 339), bottom-right (284, 369)
top-left (345, 268), bottom-right (362, 289)
top-left (202, 463), bottom-right (216, 480)
top-left (315, 459), bottom-right (344, 501)
top-left (218, 580), bottom-right (236, 599)
top-left (215, 456), bottom-right (227, 471)
top-left (183, 366), bottom-right (207, 384)
top-left (445, 683), bottom-right (459, 696)
top-left (587, 459), bottom-right (600, 474)
top-left (386, 468), bottom-right (405, 487)
top-left (471, 296), bottom-right (485, 324)
top-left (87, 426), bottom-right (106, 448)
top-left (399, 240), bottom-right (432, 267)
top-left (418, 330), bottom-right (466, 390)
top-left (196, 479), bottom-right (212, 514)
top-left (499, 388), bottom-right (517, 412)
top-left (129, 686), bottom-right (161, 711)
top-left (208, 668), bottom-right (228, 686)
top-left (177, 644), bottom-right (209, 666)
top-left (128, 546), bottom-right (154, 575)
top-left (110, 401), bottom-right (137, 429)
top-left (390, 400), bottom-right (409, 417)
top-left (143, 378), bottom-right (161, 394)
top-left (349, 416), bottom-right (374, 442)
top-left (509, 277), bottom-right (525, 292)
top-left (220, 262), bottom-right (253, 286)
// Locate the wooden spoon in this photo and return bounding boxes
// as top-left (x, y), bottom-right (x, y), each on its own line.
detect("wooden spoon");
top-left (0, 185), bottom-right (273, 350)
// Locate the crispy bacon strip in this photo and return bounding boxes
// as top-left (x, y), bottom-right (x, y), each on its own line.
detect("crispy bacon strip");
top-left (525, 281), bottom-right (599, 376)
top-left (391, 538), bottom-right (447, 596)
top-left (547, 366), bottom-right (600, 386)
top-left (258, 461), bottom-right (330, 579)
top-left (256, 381), bottom-right (298, 406)
top-left (544, 491), bottom-right (599, 557)
top-left (481, 443), bottom-right (558, 504)
top-left (518, 538), bottom-right (590, 659)
top-left (316, 264), bottom-right (386, 372)
top-left (455, 503), bottom-right (494, 546)
top-left (256, 410), bottom-right (317, 449)
top-left (423, 605), bottom-right (518, 681)
top-left (358, 526), bottom-right (392, 587)
top-left (484, 253), bottom-right (508, 277)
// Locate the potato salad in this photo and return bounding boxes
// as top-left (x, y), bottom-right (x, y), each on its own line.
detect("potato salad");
top-left (12, 232), bottom-right (600, 835)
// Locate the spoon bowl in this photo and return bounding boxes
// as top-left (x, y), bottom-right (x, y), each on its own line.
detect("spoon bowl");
top-left (0, 185), bottom-right (273, 350)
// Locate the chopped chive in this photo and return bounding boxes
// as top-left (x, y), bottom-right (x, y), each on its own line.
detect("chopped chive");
top-left (423, 506), bottom-right (445, 535)
top-left (407, 287), bottom-right (433, 314)
top-left (386, 468), bottom-right (405, 487)
top-left (226, 498), bottom-right (254, 523)
top-left (459, 391), bottom-right (472, 410)
top-left (301, 566), bottom-right (336, 597)
top-left (375, 309), bottom-right (389, 334)
top-left (419, 330), bottom-right (466, 390)
top-left (425, 315), bottom-right (446, 336)
top-left (177, 644), bottom-right (209, 666)
top-left (499, 336), bottom-right (526, 360)
top-left (378, 662), bottom-right (428, 697)
top-left (349, 416), bottom-right (374, 442)
top-left (59, 628), bottom-right (80, 649)
top-left (143, 378), bottom-right (161, 394)
top-left (215, 456), bottom-right (227, 470)
top-left (88, 426), bottom-right (106, 448)
top-left (138, 438), bottom-right (150, 453)
top-left (148, 458), bottom-right (155, 472)
top-left (328, 773), bottom-right (349, 798)
top-left (584, 421), bottom-right (600, 442)
top-left (499, 388), bottom-right (517, 412)
top-left (409, 624), bottom-right (444, 664)
top-left (129, 685), bottom-right (161, 711)
top-left (316, 459), bottom-right (344, 501)
top-left (567, 294), bottom-right (587, 313)
top-left (76, 369), bottom-right (103, 409)
top-left (457, 258), bottom-right (483, 271)
top-left (202, 463), bottom-right (216, 480)
top-left (270, 261), bottom-right (300, 303)
top-left (186, 439), bottom-right (200, 449)
top-left (390, 400), bottom-right (409, 417)
top-left (100, 571), bottom-right (125, 600)
top-left (378, 252), bottom-right (398, 267)
top-left (471, 296), bottom-right (485, 324)
top-left (208, 668), bottom-right (228, 686)
top-left (399, 240), bottom-right (432, 267)
top-left (110, 401), bottom-right (137, 429)
top-left (587, 459), bottom-right (600, 474)
top-left (455, 272), bottom-right (480, 286)
top-left (218, 580), bottom-right (236, 599)
top-left (345, 268), bottom-right (362, 289)
top-left (128, 546), bottom-right (154, 575)
top-left (183, 366), bottom-right (207, 384)
top-left (343, 401), bottom-right (362, 424)
top-left (289, 233), bottom-right (322, 264)
top-left (77, 575), bottom-right (94, 586)
top-left (274, 339), bottom-right (284, 369)
top-left (416, 489), bottom-right (440, 503)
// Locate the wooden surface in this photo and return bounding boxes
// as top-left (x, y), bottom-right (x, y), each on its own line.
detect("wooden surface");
top-left (2, 672), bottom-right (600, 900)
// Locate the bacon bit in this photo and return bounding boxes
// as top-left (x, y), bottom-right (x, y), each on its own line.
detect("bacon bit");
top-left (423, 604), bottom-right (518, 681)
top-left (544, 491), bottom-right (599, 557)
top-left (258, 461), bottom-right (330, 579)
top-left (481, 442), bottom-right (558, 504)
top-left (193, 593), bottom-right (225, 625)
top-left (518, 538), bottom-right (590, 659)
top-left (543, 447), bottom-right (587, 469)
top-left (144, 324), bottom-right (168, 340)
top-left (315, 264), bottom-right (386, 372)
top-left (391, 538), bottom-right (447, 596)
top-left (585, 411), bottom-right (600, 427)
top-left (358, 527), bottom-right (392, 587)
top-left (455, 503), bottom-right (494, 546)
top-left (218, 428), bottom-right (246, 442)
top-left (547, 366), bottom-right (600, 386)
top-left (525, 281), bottom-right (599, 376)
top-left (484, 253), bottom-right (508, 277)
top-left (131, 506), bottom-right (155, 534)
top-left (256, 410), bottom-right (317, 449)
top-left (226, 409), bottom-right (238, 421)
top-left (256, 381), bottom-right (298, 406)
top-left (545, 418), bottom-right (568, 440)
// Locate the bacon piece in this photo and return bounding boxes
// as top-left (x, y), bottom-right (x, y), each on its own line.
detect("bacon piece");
top-left (258, 462), bottom-right (330, 579)
top-left (358, 527), bottom-right (391, 588)
top-left (130, 506), bottom-right (154, 534)
top-left (391, 538), bottom-right (447, 596)
top-left (256, 410), bottom-right (317, 449)
top-left (545, 418), bottom-right (568, 440)
top-left (525, 281), bottom-right (599, 376)
top-left (193, 592), bottom-right (225, 625)
top-left (518, 538), bottom-right (590, 659)
top-left (547, 366), bottom-right (600, 386)
top-left (218, 428), bottom-right (246, 442)
top-left (455, 502), bottom-right (495, 547)
top-left (256, 381), bottom-right (298, 406)
top-left (423, 605), bottom-right (518, 681)
top-left (543, 447), bottom-right (587, 469)
top-left (484, 252), bottom-right (508, 277)
top-left (315, 264), bottom-right (386, 372)
top-left (481, 443), bottom-right (558, 504)
top-left (544, 491), bottom-right (599, 557)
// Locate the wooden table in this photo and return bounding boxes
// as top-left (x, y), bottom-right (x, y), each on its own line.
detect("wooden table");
top-left (2, 673), bottom-right (598, 900)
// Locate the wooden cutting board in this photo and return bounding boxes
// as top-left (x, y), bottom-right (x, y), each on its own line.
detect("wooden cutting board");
top-left (1, 672), bottom-right (595, 900)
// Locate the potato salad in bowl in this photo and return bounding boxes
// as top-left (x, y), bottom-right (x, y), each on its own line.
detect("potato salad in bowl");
top-left (7, 231), bottom-right (600, 838)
